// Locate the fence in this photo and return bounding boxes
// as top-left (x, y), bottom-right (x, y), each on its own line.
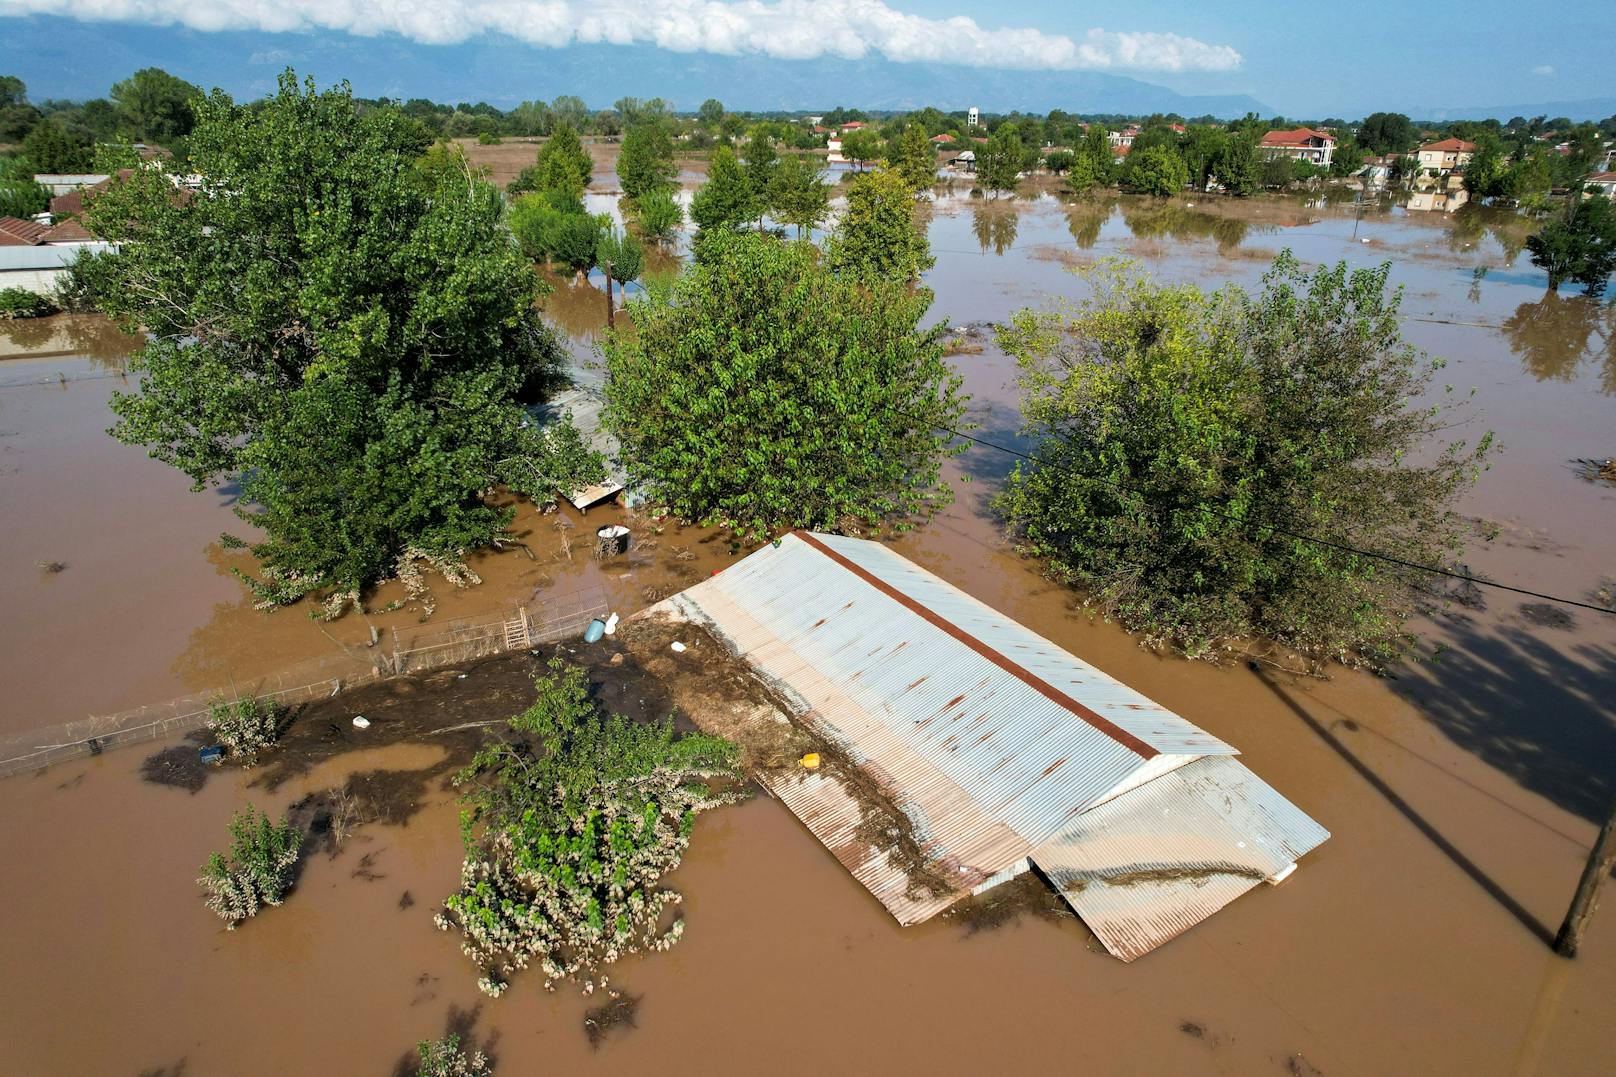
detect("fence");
top-left (0, 586), bottom-right (608, 779)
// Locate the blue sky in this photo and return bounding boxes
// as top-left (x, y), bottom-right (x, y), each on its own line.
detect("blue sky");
top-left (0, 0), bottom-right (1610, 117)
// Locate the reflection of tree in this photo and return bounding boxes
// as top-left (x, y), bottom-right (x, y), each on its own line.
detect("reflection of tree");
top-left (537, 271), bottom-right (608, 343)
top-left (1064, 200), bottom-right (1111, 249)
top-left (1451, 203), bottom-right (1533, 266)
top-left (1501, 293), bottom-right (1615, 390)
top-left (970, 203), bottom-right (1019, 255)
top-left (0, 313), bottom-right (141, 366)
top-left (1118, 199), bottom-right (1251, 254)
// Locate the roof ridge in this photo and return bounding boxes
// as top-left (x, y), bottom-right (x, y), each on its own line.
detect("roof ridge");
top-left (790, 531), bottom-right (1160, 760)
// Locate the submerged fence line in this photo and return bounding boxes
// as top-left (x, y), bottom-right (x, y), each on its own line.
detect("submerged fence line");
top-left (0, 586), bottom-right (609, 779)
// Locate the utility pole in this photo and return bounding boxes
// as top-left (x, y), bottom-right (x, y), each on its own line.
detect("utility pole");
top-left (1553, 796), bottom-right (1616, 958)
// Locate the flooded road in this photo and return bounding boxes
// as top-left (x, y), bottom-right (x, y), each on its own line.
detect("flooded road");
top-left (2, 189), bottom-right (1614, 1075)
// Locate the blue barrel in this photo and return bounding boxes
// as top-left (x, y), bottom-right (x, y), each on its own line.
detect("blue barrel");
top-left (583, 618), bottom-right (606, 643)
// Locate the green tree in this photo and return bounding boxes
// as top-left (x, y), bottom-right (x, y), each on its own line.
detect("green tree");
top-left (840, 127), bottom-right (881, 172)
top-left (979, 126), bottom-right (1024, 196)
top-left (1507, 149), bottom-right (1553, 207)
top-left (512, 122), bottom-right (592, 199)
top-left (1126, 144), bottom-right (1189, 196)
top-left (603, 232), bottom-right (965, 540)
top-left (1526, 194), bottom-right (1616, 296)
top-left (688, 145), bottom-right (754, 250)
top-left (770, 153), bottom-right (830, 238)
top-left (82, 73), bottom-right (601, 614)
top-left (894, 123), bottom-right (937, 193)
top-left (1043, 149), bottom-right (1076, 175)
top-left (0, 156), bottom-right (49, 217)
top-left (595, 225), bottom-right (644, 327)
top-left (551, 95), bottom-right (589, 131)
top-left (413, 1034), bottom-right (491, 1077)
top-left (995, 254), bottom-right (1493, 668)
top-left (1214, 133), bottom-right (1260, 196)
top-left (1260, 154), bottom-right (1296, 189)
top-left (740, 133), bottom-right (780, 228)
top-left (110, 67), bottom-right (201, 145)
top-left (1357, 112), bottom-right (1417, 155)
top-left (698, 98), bottom-right (725, 126)
top-left (826, 169), bottom-right (935, 285)
top-left (617, 122), bottom-right (676, 201)
top-left (631, 187), bottom-right (683, 245)
top-left (1463, 135), bottom-right (1508, 198)
top-left (22, 120), bottom-right (93, 173)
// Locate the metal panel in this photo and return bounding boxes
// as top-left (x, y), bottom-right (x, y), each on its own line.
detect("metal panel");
top-left (1032, 756), bottom-right (1330, 961)
top-left (529, 387), bottom-right (625, 509)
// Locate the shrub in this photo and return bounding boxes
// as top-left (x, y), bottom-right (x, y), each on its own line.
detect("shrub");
top-left (414, 1034), bottom-right (491, 1077)
top-left (0, 287), bottom-right (57, 319)
top-left (205, 697), bottom-right (282, 761)
top-left (631, 187), bottom-right (683, 245)
top-left (436, 659), bottom-right (744, 996)
top-left (199, 805), bottom-right (302, 927)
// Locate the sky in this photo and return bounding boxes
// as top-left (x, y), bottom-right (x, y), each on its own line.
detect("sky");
top-left (0, 0), bottom-right (1611, 117)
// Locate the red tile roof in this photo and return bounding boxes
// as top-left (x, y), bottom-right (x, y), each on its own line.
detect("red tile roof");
top-left (43, 218), bottom-right (95, 242)
top-left (1587, 172), bottom-right (1616, 182)
top-left (0, 216), bottom-right (50, 245)
top-left (1260, 127), bottom-right (1335, 148)
top-left (1419, 138), bottom-right (1476, 153)
top-left (930, 134), bottom-right (953, 143)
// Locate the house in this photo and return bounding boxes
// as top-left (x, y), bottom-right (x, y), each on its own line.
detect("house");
top-left (646, 532), bottom-right (1329, 961)
top-left (947, 149), bottom-right (976, 174)
top-left (30, 173), bottom-right (109, 197)
top-left (1415, 138), bottom-right (1476, 174)
top-left (1407, 171), bottom-right (1469, 212)
top-left (803, 115), bottom-right (824, 126)
top-left (0, 216), bottom-right (51, 246)
top-left (967, 106), bottom-right (979, 128)
top-left (838, 121), bottom-right (867, 133)
top-left (1109, 125), bottom-right (1140, 149)
top-left (929, 133), bottom-right (953, 145)
top-left (1584, 172), bottom-right (1616, 199)
top-left (1258, 128), bottom-right (1336, 168)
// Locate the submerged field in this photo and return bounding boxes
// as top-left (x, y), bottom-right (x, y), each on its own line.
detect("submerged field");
top-left (1, 181), bottom-right (1613, 1075)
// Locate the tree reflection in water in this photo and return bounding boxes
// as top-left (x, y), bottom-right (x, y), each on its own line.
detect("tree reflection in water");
top-left (970, 202), bottom-right (1019, 255)
top-left (1501, 292), bottom-right (1616, 392)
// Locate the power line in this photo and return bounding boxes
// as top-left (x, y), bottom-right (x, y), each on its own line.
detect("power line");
top-left (919, 415), bottom-right (1616, 618)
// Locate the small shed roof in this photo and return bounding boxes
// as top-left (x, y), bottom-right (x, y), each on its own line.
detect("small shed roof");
top-left (527, 386), bottom-right (625, 510)
top-left (663, 533), bottom-right (1324, 955)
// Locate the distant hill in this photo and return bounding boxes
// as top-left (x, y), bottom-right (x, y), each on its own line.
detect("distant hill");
top-left (1, 15), bottom-right (1271, 119)
top-left (1415, 97), bottom-right (1616, 123)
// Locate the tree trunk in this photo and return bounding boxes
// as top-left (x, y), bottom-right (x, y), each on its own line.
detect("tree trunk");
top-left (1554, 797), bottom-right (1616, 958)
top-left (605, 273), bottom-right (614, 328)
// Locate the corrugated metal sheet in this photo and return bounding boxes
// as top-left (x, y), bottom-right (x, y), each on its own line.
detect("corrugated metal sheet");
top-left (529, 387), bottom-right (625, 509)
top-left (664, 532), bottom-right (1327, 953)
top-left (1032, 756), bottom-right (1330, 961)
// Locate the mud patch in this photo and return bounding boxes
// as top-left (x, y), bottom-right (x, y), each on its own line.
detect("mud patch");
top-left (139, 738), bottom-right (211, 794)
top-left (1518, 602), bottom-right (1576, 630)
top-left (942, 872), bottom-right (1074, 935)
top-left (583, 992), bottom-right (642, 1048)
top-left (1101, 864), bottom-right (1268, 888)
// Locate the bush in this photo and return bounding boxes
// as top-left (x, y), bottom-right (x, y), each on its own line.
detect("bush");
top-left (475, 132), bottom-right (501, 145)
top-left (631, 187), bottom-right (683, 245)
top-left (205, 696), bottom-right (282, 761)
top-left (414, 1034), bottom-right (491, 1077)
top-left (995, 253), bottom-right (1493, 668)
top-left (199, 805), bottom-right (302, 927)
top-left (0, 287), bottom-right (57, 319)
top-left (603, 231), bottom-right (965, 541)
top-left (506, 190), bottom-right (603, 274)
top-left (436, 659), bottom-right (744, 996)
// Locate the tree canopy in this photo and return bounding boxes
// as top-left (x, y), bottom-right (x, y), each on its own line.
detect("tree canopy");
top-left (995, 253), bottom-right (1493, 668)
top-left (825, 169), bottom-right (935, 285)
top-left (81, 72), bottom-right (601, 614)
top-left (110, 67), bottom-right (201, 145)
top-left (688, 145), bottom-right (753, 246)
top-left (893, 123), bottom-right (937, 193)
top-left (602, 232), bottom-right (965, 540)
top-left (1527, 194), bottom-right (1616, 297)
top-left (511, 122), bottom-right (592, 199)
top-left (617, 122), bottom-right (677, 201)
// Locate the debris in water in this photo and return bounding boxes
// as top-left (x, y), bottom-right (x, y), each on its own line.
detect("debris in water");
top-left (800, 752), bottom-right (821, 769)
top-left (36, 560), bottom-right (66, 575)
top-left (670, 641), bottom-right (687, 653)
top-left (583, 992), bottom-right (642, 1048)
top-left (398, 890), bottom-right (415, 910)
top-left (1179, 1021), bottom-right (1207, 1039)
top-left (352, 716), bottom-right (371, 729)
top-left (1518, 602), bottom-right (1575, 630)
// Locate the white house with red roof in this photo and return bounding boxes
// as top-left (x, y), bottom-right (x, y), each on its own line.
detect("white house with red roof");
top-left (1258, 128), bottom-right (1336, 168)
top-left (1415, 138), bottom-right (1476, 174)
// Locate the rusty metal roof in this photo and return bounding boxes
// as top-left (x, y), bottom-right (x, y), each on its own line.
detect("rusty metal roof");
top-left (1032, 756), bottom-right (1330, 961)
top-left (664, 531), bottom-right (1326, 953)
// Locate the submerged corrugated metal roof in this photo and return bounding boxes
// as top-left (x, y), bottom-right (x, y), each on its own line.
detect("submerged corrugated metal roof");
top-left (1032, 756), bottom-right (1328, 960)
top-left (529, 387), bottom-right (625, 509)
top-left (663, 532), bottom-right (1327, 954)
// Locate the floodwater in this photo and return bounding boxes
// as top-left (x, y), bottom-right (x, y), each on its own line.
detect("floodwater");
top-left (2, 187), bottom-right (1614, 1075)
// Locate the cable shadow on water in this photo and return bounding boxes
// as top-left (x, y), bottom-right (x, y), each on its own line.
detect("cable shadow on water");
top-left (1249, 661), bottom-right (1557, 949)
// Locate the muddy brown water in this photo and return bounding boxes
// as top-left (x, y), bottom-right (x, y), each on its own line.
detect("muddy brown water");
top-left (2, 192), bottom-right (1614, 1075)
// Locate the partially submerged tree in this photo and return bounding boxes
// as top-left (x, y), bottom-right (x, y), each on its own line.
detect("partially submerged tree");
top-left (978, 126), bottom-right (1024, 197)
top-left (893, 123), bottom-right (937, 193)
top-left (199, 805), bottom-right (301, 928)
top-left (509, 122), bottom-right (592, 199)
top-left (1527, 193), bottom-right (1616, 297)
top-left (825, 168), bottom-right (935, 285)
top-left (205, 697), bottom-right (283, 762)
top-left (996, 253), bottom-right (1494, 668)
top-left (1126, 144), bottom-right (1190, 196)
top-left (630, 187), bottom-right (683, 245)
top-left (603, 232), bottom-right (964, 540)
top-left (688, 145), bottom-right (753, 251)
top-left (82, 73), bottom-right (603, 615)
top-left (595, 225), bottom-right (644, 327)
top-left (413, 1035), bottom-right (492, 1077)
top-left (770, 153), bottom-right (830, 238)
top-left (616, 122), bottom-right (676, 202)
top-left (437, 659), bottom-right (744, 996)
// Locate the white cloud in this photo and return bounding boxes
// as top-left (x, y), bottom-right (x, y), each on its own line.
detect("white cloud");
top-left (1532, 64), bottom-right (1555, 76)
top-left (0, 0), bottom-right (1244, 73)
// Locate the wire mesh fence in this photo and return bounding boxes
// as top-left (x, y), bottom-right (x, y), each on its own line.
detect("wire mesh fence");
top-left (0, 586), bottom-right (608, 778)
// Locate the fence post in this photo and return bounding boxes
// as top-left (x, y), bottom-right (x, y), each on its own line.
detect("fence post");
top-left (392, 627), bottom-right (401, 674)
